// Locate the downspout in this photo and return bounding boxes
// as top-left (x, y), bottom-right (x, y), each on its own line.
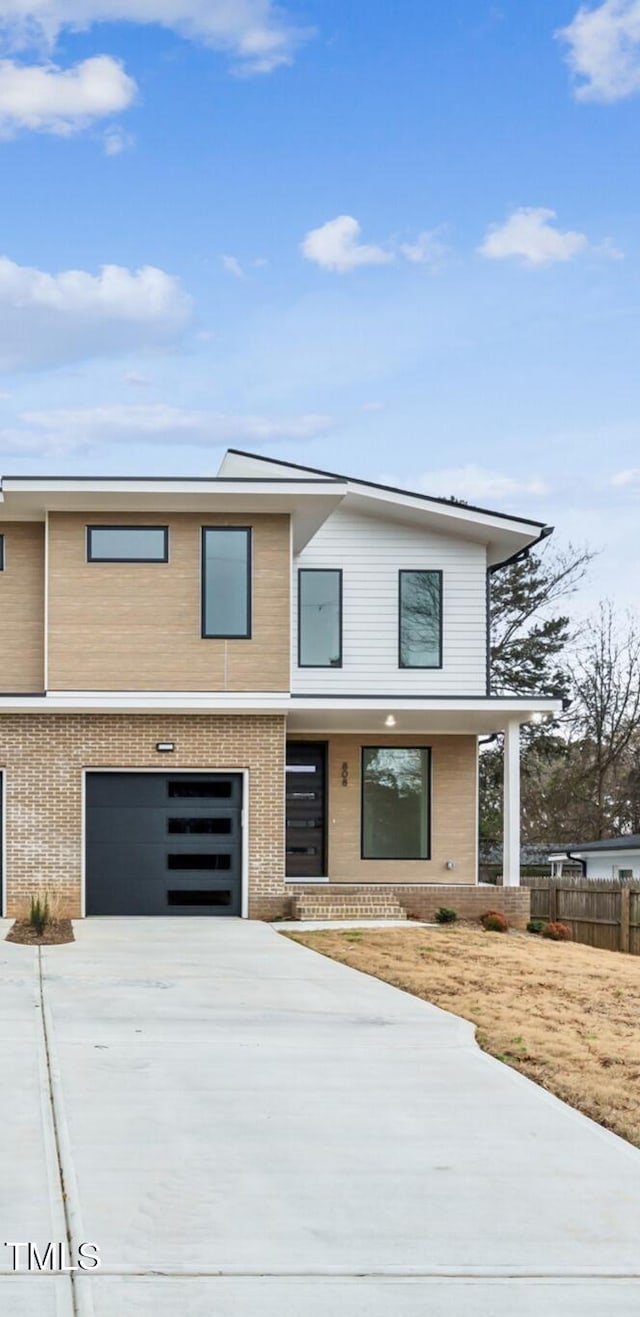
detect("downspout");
top-left (567, 851), bottom-right (587, 876)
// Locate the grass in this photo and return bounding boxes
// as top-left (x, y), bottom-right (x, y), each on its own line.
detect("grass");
top-left (286, 925), bottom-right (640, 1147)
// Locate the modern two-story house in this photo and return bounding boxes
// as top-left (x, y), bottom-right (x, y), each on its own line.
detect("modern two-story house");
top-left (0, 448), bottom-right (562, 923)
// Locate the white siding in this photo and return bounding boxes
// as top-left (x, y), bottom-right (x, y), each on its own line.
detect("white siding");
top-left (292, 506), bottom-right (487, 695)
top-left (585, 851), bottom-right (640, 880)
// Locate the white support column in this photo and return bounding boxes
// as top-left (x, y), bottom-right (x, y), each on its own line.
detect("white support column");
top-left (503, 719), bottom-right (521, 887)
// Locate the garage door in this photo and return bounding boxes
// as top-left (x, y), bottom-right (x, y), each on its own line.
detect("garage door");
top-left (86, 773), bottom-right (243, 916)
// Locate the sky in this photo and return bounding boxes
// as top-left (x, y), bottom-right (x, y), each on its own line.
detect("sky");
top-left (0, 0), bottom-right (639, 612)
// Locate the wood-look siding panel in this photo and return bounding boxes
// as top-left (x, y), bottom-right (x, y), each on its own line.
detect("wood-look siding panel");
top-left (0, 522), bottom-right (45, 692)
top-left (292, 507), bottom-right (487, 694)
top-left (47, 511), bottom-right (290, 692)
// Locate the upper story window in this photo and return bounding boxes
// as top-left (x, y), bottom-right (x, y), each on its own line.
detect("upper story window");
top-left (0, 534), bottom-right (4, 570)
top-left (298, 569), bottom-right (342, 668)
top-left (399, 569), bottom-right (442, 669)
top-left (201, 527), bottom-right (251, 639)
top-left (87, 526), bottom-right (168, 563)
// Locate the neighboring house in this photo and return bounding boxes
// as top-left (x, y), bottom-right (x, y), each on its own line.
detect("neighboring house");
top-left (550, 838), bottom-right (640, 881)
top-left (0, 449), bottom-right (562, 920)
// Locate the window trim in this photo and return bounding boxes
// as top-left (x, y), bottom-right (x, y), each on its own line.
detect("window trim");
top-left (398, 569), bottom-right (443, 670)
top-left (360, 744), bottom-right (432, 861)
top-left (201, 525), bottom-right (252, 640)
top-left (0, 534), bottom-right (4, 571)
top-left (297, 568), bottom-right (343, 669)
top-left (86, 524), bottom-right (169, 564)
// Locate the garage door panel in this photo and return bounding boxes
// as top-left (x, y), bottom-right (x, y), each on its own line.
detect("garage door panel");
top-left (86, 773), bottom-right (243, 917)
top-left (87, 806), bottom-right (241, 846)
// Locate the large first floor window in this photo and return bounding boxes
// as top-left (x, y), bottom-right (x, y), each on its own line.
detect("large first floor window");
top-left (202, 526), bottom-right (251, 638)
top-left (399, 569), bottom-right (442, 668)
top-left (298, 569), bottom-right (342, 667)
top-left (361, 746), bottom-right (431, 859)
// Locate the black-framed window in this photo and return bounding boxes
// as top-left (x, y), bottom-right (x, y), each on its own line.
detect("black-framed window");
top-left (399, 570), bottom-right (442, 669)
top-left (87, 526), bottom-right (168, 563)
top-left (298, 569), bottom-right (342, 668)
top-left (202, 526), bottom-right (251, 639)
top-left (361, 746), bottom-right (431, 859)
top-left (0, 534), bottom-right (4, 571)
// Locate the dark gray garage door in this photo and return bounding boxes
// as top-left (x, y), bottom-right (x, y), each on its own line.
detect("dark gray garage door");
top-left (86, 773), bottom-right (243, 916)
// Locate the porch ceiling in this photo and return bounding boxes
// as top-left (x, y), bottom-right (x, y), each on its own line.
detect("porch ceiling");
top-left (286, 695), bottom-right (563, 736)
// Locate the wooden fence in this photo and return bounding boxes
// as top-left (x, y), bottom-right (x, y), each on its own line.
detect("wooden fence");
top-left (522, 877), bottom-right (640, 955)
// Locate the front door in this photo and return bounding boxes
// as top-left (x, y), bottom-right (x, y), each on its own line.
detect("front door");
top-left (285, 742), bottom-right (327, 879)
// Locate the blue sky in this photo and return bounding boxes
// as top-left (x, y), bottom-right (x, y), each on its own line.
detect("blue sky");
top-left (0, 0), bottom-right (639, 609)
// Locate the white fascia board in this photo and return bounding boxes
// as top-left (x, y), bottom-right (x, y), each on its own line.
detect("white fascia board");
top-left (0, 479), bottom-right (347, 550)
top-left (216, 450), bottom-right (548, 561)
top-left (344, 487), bottom-right (546, 564)
top-left (0, 691), bottom-right (292, 714)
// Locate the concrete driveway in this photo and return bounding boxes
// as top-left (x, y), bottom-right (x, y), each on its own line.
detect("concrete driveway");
top-left (2, 918), bottom-right (640, 1315)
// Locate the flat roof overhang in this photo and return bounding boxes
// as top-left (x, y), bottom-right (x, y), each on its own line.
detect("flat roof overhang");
top-left (0, 691), bottom-right (563, 733)
top-left (0, 478), bottom-right (348, 553)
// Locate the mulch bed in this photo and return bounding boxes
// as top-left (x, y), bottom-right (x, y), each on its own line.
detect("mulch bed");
top-left (6, 919), bottom-right (75, 945)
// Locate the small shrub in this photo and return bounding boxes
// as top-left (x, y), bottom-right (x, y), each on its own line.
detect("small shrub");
top-left (542, 920), bottom-right (571, 941)
top-left (527, 918), bottom-right (548, 935)
top-left (480, 910), bottom-right (509, 933)
top-left (435, 906), bottom-right (458, 924)
top-left (29, 894), bottom-right (50, 936)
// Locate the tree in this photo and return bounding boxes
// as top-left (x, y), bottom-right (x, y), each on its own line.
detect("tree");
top-left (480, 541), bottom-right (594, 841)
top-left (565, 604), bottom-right (640, 837)
top-left (490, 542), bottom-right (594, 696)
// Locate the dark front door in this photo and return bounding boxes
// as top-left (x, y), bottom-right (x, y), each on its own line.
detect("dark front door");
top-left (86, 772), bottom-right (243, 915)
top-left (285, 742), bottom-right (327, 879)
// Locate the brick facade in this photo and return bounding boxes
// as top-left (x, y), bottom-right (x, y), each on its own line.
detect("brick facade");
top-left (0, 716), bottom-right (525, 924)
top-left (288, 884), bottom-right (531, 929)
top-left (0, 713), bottom-right (286, 918)
top-left (289, 733), bottom-right (478, 884)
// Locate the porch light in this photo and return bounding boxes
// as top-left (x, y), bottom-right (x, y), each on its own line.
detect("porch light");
top-left (385, 715), bottom-right (397, 727)
top-left (530, 713), bottom-right (543, 724)
top-left (156, 742), bottom-right (175, 752)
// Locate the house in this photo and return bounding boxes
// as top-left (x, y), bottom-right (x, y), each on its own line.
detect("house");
top-left (549, 838), bottom-right (640, 882)
top-left (0, 449), bottom-right (562, 923)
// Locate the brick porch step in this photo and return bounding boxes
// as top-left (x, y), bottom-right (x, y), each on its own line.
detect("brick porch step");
top-left (291, 890), bottom-right (407, 921)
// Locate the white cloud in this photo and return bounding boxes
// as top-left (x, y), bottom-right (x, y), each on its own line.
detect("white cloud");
top-left (0, 55), bottom-right (135, 135)
top-left (0, 256), bottom-right (191, 370)
top-left (557, 0), bottom-right (640, 102)
top-left (412, 465), bottom-right (550, 503)
top-left (479, 207), bottom-right (589, 266)
top-left (0, 2), bottom-right (309, 76)
top-left (301, 215), bottom-right (394, 274)
top-left (0, 403), bottom-right (335, 455)
top-left (103, 123), bottom-right (134, 154)
top-left (221, 254), bottom-right (244, 279)
top-left (400, 229), bottom-right (449, 267)
top-left (611, 467), bottom-right (640, 486)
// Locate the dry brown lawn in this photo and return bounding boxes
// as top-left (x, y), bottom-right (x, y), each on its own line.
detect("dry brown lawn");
top-left (287, 925), bottom-right (640, 1147)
